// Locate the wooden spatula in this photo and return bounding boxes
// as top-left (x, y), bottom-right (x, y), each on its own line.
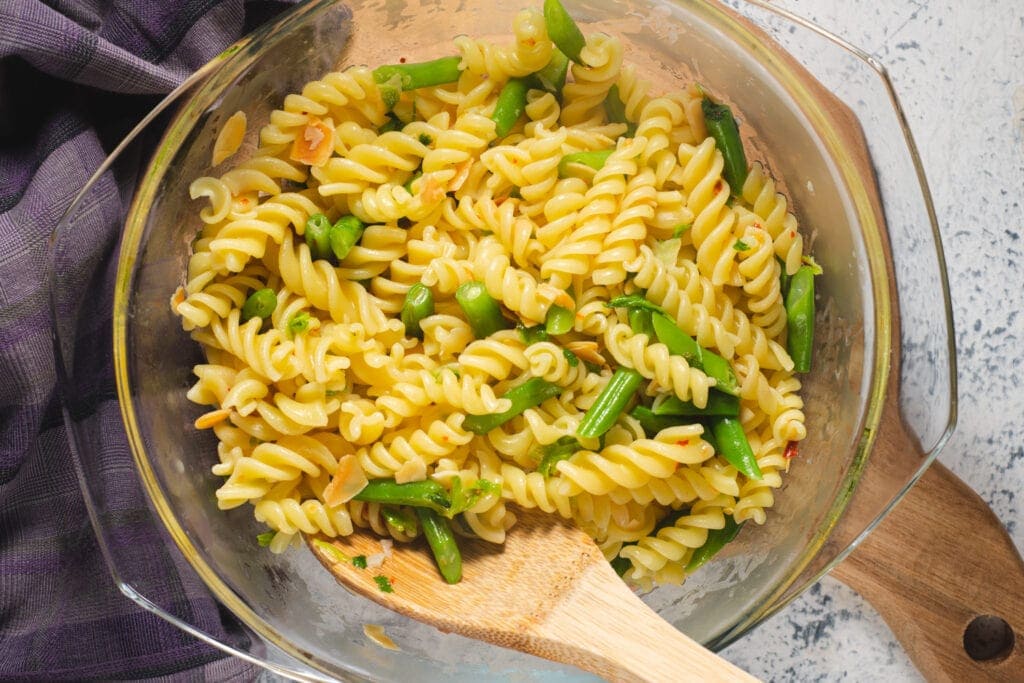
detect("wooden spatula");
top-left (307, 506), bottom-right (758, 682)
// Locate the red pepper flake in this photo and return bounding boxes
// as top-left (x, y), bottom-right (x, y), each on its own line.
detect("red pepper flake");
top-left (789, 230), bottom-right (796, 238)
top-left (784, 441), bottom-right (799, 459)
top-left (714, 180), bottom-right (723, 193)
top-left (399, 57), bottom-right (407, 63)
top-left (676, 439), bottom-right (689, 447)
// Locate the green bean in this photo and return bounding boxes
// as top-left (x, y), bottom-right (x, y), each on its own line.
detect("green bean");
top-left (558, 149), bottom-right (613, 179)
top-left (603, 85), bottom-right (638, 136)
top-left (629, 407), bottom-right (718, 451)
top-left (785, 265), bottom-right (816, 373)
top-left (685, 516), bottom-right (743, 572)
top-left (577, 368), bottom-right (644, 438)
top-left (329, 215), bottom-right (365, 261)
top-left (653, 392), bottom-right (740, 417)
top-left (701, 98), bottom-right (748, 195)
top-left (354, 478), bottom-right (450, 516)
top-left (628, 308), bottom-right (655, 338)
top-left (778, 256), bottom-right (791, 299)
top-left (517, 322), bottom-right (549, 345)
top-left (536, 435), bottom-right (582, 477)
top-left (380, 506), bottom-right (418, 536)
top-left (545, 303), bottom-right (574, 335)
top-left (710, 417), bottom-right (762, 480)
top-left (543, 0), bottom-right (586, 62)
top-left (492, 77), bottom-right (530, 138)
top-left (532, 47), bottom-right (569, 94)
top-left (400, 283), bottom-right (434, 339)
top-left (698, 350), bottom-right (740, 396)
top-left (462, 377), bottom-right (562, 434)
top-left (304, 213), bottom-right (333, 261)
top-left (241, 288), bottom-right (277, 322)
top-left (373, 56), bottom-right (462, 91)
top-left (607, 294), bottom-right (664, 315)
top-left (455, 281), bottom-right (510, 338)
top-left (651, 312), bottom-right (702, 365)
top-left (416, 508), bottom-right (463, 584)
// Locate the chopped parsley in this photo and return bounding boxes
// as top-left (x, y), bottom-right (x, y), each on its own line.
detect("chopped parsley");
top-left (418, 133), bottom-right (433, 145)
top-left (374, 575), bottom-right (395, 593)
top-left (517, 322), bottom-right (549, 345)
top-left (733, 239), bottom-right (750, 251)
top-left (672, 223), bottom-right (692, 238)
top-left (536, 436), bottom-right (582, 477)
top-left (352, 555), bottom-right (368, 569)
top-left (256, 531), bottom-right (275, 547)
top-left (562, 348), bottom-right (579, 367)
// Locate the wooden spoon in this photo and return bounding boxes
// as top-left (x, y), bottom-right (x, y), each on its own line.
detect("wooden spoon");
top-left (307, 507), bottom-right (758, 682)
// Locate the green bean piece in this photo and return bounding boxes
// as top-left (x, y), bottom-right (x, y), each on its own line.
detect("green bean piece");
top-left (378, 114), bottom-right (401, 133)
top-left (380, 506), bottom-right (418, 536)
top-left (545, 303), bottom-right (574, 335)
top-left (631, 405), bottom-right (686, 436)
top-left (256, 531), bottom-right (275, 547)
top-left (415, 507), bottom-right (462, 584)
top-left (628, 308), bottom-right (655, 339)
top-left (304, 213), bottom-right (333, 261)
top-left (353, 478), bottom-right (451, 516)
top-left (533, 47), bottom-right (570, 94)
top-left (447, 476), bottom-right (501, 516)
top-left (403, 170), bottom-right (422, 194)
top-left (373, 56), bottom-right (462, 91)
top-left (517, 322), bottom-right (549, 345)
top-left (492, 77), bottom-right (530, 138)
top-left (455, 281), bottom-right (510, 338)
top-left (685, 516), bottom-right (743, 572)
top-left (786, 265), bottom-right (816, 373)
top-left (401, 283), bottom-right (434, 339)
top-left (651, 312), bottom-right (702, 364)
top-left (710, 417), bottom-right (762, 480)
top-left (653, 392), bottom-right (740, 417)
top-left (462, 377), bottom-right (562, 434)
top-left (329, 215), bottom-right (366, 262)
top-left (778, 256), bottom-right (791, 298)
top-left (543, 0), bottom-right (586, 62)
top-left (577, 368), bottom-right (644, 438)
top-left (698, 350), bottom-right (740, 396)
top-left (701, 98), bottom-right (748, 195)
top-left (603, 85), bottom-right (638, 136)
top-left (607, 294), bottom-right (664, 315)
top-left (536, 436), bottom-right (582, 477)
top-left (241, 288), bottom-right (277, 322)
top-left (557, 149), bottom-right (613, 179)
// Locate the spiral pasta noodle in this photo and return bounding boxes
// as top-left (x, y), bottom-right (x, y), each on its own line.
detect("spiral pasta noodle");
top-left (176, 4), bottom-right (816, 589)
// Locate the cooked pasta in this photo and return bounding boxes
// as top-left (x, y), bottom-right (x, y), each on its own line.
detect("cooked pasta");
top-left (174, 3), bottom-right (815, 590)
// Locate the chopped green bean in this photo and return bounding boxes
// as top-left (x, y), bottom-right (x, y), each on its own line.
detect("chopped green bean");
top-left (380, 506), bottom-right (418, 536)
top-left (710, 417), bottom-right (762, 480)
top-left (577, 368), bottom-right (644, 438)
top-left (651, 312), bottom-right (702, 365)
top-left (462, 377), bottom-right (562, 434)
top-left (698, 350), bottom-right (740, 396)
top-left (416, 507), bottom-right (463, 584)
top-left (607, 294), bottom-right (663, 315)
top-left (492, 77), bottom-right (530, 137)
top-left (304, 213), bottom-right (333, 260)
top-left (378, 114), bottom-right (401, 133)
top-left (373, 56), bottom-right (462, 91)
top-left (329, 215), bottom-right (365, 261)
top-left (603, 85), bottom-right (637, 136)
top-left (533, 47), bottom-right (570, 94)
top-left (562, 348), bottom-right (579, 367)
top-left (241, 288), bottom-right (277, 322)
top-left (517, 322), bottom-right (549, 345)
top-left (545, 303), bottom-right (574, 335)
top-left (685, 516), bottom-right (743, 572)
top-left (631, 405), bottom-right (686, 436)
top-left (543, 0), bottom-right (586, 62)
top-left (558, 149), bottom-right (613, 179)
top-left (653, 392), bottom-right (740, 417)
top-left (400, 283), bottom-right (434, 339)
top-left (354, 478), bottom-right (451, 516)
top-left (447, 476), bottom-right (501, 516)
top-left (628, 308), bottom-right (655, 338)
top-left (701, 98), bottom-right (748, 196)
top-left (404, 170), bottom-right (423, 194)
top-left (786, 265), bottom-right (816, 373)
top-left (455, 281), bottom-right (510, 338)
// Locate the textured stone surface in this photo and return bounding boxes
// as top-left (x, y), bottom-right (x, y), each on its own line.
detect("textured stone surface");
top-left (720, 0), bottom-right (1024, 680)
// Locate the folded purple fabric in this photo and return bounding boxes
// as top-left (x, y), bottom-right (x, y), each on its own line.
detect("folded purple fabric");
top-left (0, 1), bottom-right (295, 679)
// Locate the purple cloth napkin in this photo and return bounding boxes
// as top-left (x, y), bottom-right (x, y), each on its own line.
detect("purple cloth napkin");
top-left (0, 1), bottom-right (295, 679)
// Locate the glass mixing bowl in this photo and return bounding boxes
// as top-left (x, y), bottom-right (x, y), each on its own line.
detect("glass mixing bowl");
top-left (50, 0), bottom-right (954, 680)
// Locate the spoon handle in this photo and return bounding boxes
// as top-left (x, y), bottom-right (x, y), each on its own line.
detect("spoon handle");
top-left (529, 561), bottom-right (760, 682)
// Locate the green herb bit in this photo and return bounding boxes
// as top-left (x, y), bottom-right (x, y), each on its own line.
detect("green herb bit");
top-left (562, 348), bottom-right (580, 367)
top-left (404, 170), bottom-right (423, 195)
top-left (672, 223), bottom-right (692, 238)
top-left (352, 555), bottom-right (368, 569)
top-left (462, 377), bottom-right (562, 434)
top-left (241, 288), bottom-right (277, 322)
top-left (287, 312), bottom-right (311, 337)
top-left (733, 239), bottom-right (750, 252)
top-left (545, 303), bottom-right (575, 335)
top-left (256, 531), bottom-right (275, 547)
top-left (686, 516), bottom-right (743, 572)
top-left (374, 575), bottom-right (395, 593)
top-left (312, 538), bottom-right (351, 565)
top-left (401, 283), bottom-right (434, 339)
top-left (418, 132), bottom-right (433, 145)
top-left (701, 97), bottom-right (748, 196)
top-left (455, 281), bottom-right (511, 338)
top-left (379, 115), bottom-right (401, 133)
top-left (577, 368), bottom-right (644, 438)
top-left (558, 149), bottom-right (614, 179)
top-left (536, 436), bottom-right (582, 477)
top-left (518, 322), bottom-right (549, 345)
top-left (543, 0), bottom-right (586, 62)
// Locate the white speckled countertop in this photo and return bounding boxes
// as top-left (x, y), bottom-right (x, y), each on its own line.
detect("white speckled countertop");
top-left (720, 0), bottom-right (1024, 680)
